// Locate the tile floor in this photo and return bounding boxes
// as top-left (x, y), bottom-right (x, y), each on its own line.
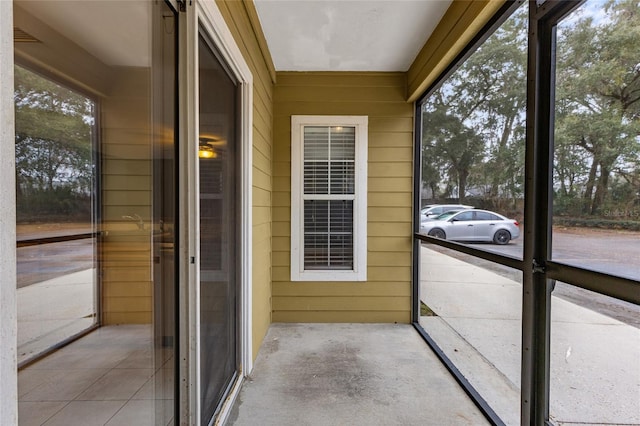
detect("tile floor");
top-left (18, 325), bottom-right (175, 426)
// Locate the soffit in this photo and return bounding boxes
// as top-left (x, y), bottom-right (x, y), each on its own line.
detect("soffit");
top-left (254, 0), bottom-right (452, 72)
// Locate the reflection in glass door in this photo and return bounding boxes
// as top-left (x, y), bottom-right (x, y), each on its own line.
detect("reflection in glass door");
top-left (15, 1), bottom-right (179, 424)
top-left (198, 33), bottom-right (239, 425)
top-left (152, 0), bottom-right (179, 420)
top-left (14, 64), bottom-right (98, 366)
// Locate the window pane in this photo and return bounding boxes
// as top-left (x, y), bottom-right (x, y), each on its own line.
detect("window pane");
top-left (330, 126), bottom-right (355, 160)
top-left (304, 233), bottom-right (329, 268)
top-left (303, 161), bottom-right (329, 194)
top-left (419, 244), bottom-right (522, 425)
top-left (552, 0), bottom-right (640, 281)
top-left (455, 211), bottom-right (473, 221)
top-left (304, 126), bottom-right (355, 195)
top-left (419, 2), bottom-right (527, 258)
top-left (329, 161), bottom-right (354, 194)
top-left (304, 200), bottom-right (329, 234)
top-left (328, 234), bottom-right (353, 268)
top-left (303, 200), bottom-right (354, 269)
top-left (329, 200), bottom-right (353, 233)
top-left (304, 126), bottom-right (329, 160)
top-left (550, 285), bottom-right (640, 424)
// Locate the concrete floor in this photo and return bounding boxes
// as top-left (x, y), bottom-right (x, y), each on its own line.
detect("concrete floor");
top-left (228, 323), bottom-right (489, 426)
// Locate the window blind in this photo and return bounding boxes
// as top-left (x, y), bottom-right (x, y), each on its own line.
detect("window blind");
top-left (302, 126), bottom-right (355, 269)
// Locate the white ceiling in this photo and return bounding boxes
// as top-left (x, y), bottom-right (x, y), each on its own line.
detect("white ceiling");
top-left (254, 0), bottom-right (452, 72)
top-left (15, 0), bottom-right (452, 72)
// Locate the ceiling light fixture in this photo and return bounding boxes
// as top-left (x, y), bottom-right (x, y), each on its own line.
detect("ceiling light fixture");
top-left (198, 136), bottom-right (224, 159)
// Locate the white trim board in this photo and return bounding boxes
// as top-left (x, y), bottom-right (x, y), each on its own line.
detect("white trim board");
top-left (290, 115), bottom-right (368, 282)
top-left (189, 1), bottom-right (254, 425)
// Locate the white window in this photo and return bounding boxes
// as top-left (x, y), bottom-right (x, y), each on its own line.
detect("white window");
top-left (291, 115), bottom-right (367, 281)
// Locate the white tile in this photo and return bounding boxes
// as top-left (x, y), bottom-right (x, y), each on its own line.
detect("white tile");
top-left (21, 369), bottom-right (109, 402)
top-left (27, 346), bottom-right (129, 370)
top-left (18, 401), bottom-right (67, 426)
top-left (18, 369), bottom-right (59, 398)
top-left (105, 399), bottom-right (174, 426)
top-left (75, 368), bottom-right (153, 401)
top-left (41, 401), bottom-right (126, 426)
top-left (132, 369), bottom-right (175, 400)
top-left (114, 348), bottom-right (153, 369)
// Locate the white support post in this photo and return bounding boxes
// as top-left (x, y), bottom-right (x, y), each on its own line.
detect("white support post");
top-left (0, 1), bottom-right (18, 424)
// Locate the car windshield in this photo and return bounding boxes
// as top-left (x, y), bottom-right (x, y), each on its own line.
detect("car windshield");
top-left (434, 211), bottom-right (460, 220)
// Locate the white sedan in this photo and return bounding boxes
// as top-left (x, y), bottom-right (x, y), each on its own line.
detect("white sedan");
top-left (420, 209), bottom-right (520, 245)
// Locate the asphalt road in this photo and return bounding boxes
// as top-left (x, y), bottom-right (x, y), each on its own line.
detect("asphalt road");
top-left (17, 239), bottom-right (95, 288)
top-left (466, 228), bottom-right (639, 281)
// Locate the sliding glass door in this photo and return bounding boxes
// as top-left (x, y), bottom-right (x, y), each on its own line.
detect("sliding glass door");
top-left (14, 1), bottom-right (179, 424)
top-left (198, 32), bottom-right (240, 425)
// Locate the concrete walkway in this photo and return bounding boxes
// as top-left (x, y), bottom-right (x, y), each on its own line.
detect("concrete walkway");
top-left (420, 246), bottom-right (640, 426)
top-left (17, 269), bottom-right (96, 365)
top-left (229, 323), bottom-right (489, 426)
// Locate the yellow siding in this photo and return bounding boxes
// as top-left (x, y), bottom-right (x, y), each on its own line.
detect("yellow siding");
top-left (274, 311), bottom-right (410, 323)
top-left (273, 72), bottom-right (413, 323)
top-left (407, 0), bottom-right (506, 102)
top-left (217, 0), bottom-right (274, 361)
top-left (101, 67), bottom-right (153, 325)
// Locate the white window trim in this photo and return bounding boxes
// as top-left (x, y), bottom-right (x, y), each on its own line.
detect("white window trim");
top-left (291, 115), bottom-right (368, 282)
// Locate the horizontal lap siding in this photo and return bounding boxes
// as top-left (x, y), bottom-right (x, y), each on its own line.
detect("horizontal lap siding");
top-left (273, 72), bottom-right (413, 323)
top-left (217, 0), bottom-right (274, 360)
top-left (101, 68), bottom-right (152, 325)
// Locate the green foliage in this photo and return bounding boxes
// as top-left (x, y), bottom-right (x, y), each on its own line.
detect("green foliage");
top-left (554, 0), bottom-right (640, 214)
top-left (421, 3), bottom-right (527, 204)
top-left (421, 1), bottom-right (639, 225)
top-left (14, 65), bottom-right (95, 221)
top-left (554, 216), bottom-right (640, 231)
top-left (16, 187), bottom-right (92, 222)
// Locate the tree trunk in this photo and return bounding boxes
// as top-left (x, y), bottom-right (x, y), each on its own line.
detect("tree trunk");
top-left (583, 158), bottom-right (598, 213)
top-left (459, 170), bottom-right (468, 202)
top-left (591, 163), bottom-right (610, 214)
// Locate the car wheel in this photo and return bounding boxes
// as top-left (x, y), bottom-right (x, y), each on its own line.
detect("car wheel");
top-left (493, 229), bottom-right (511, 245)
top-left (428, 228), bottom-right (446, 239)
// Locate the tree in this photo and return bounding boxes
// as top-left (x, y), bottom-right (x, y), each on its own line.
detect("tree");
top-left (555, 0), bottom-right (640, 214)
top-left (422, 99), bottom-right (484, 202)
top-left (14, 65), bottom-right (95, 220)
top-left (421, 3), bottom-right (527, 207)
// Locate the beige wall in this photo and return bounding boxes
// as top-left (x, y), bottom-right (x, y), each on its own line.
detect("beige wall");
top-left (272, 72), bottom-right (414, 323)
top-left (216, 0), bottom-right (275, 360)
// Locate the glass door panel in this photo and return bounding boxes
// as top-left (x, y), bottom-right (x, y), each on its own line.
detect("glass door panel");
top-left (15, 1), bottom-right (178, 424)
top-left (198, 33), bottom-right (239, 425)
top-left (14, 64), bottom-right (98, 366)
